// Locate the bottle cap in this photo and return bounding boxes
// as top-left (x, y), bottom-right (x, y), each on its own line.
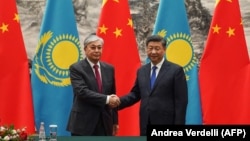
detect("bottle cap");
top-left (49, 125), bottom-right (57, 128)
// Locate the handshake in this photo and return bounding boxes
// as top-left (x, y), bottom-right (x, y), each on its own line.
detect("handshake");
top-left (108, 94), bottom-right (120, 108)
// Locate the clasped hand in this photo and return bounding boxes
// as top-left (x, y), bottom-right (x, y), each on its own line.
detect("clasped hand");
top-left (108, 94), bottom-right (120, 108)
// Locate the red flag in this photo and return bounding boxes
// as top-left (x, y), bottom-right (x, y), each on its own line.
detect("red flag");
top-left (97, 0), bottom-right (141, 135)
top-left (199, 0), bottom-right (250, 124)
top-left (0, 0), bottom-right (35, 133)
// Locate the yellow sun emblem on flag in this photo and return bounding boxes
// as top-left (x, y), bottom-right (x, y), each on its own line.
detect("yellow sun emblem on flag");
top-left (157, 30), bottom-right (197, 73)
top-left (47, 35), bottom-right (81, 76)
top-left (166, 33), bottom-right (197, 73)
top-left (33, 31), bottom-right (83, 87)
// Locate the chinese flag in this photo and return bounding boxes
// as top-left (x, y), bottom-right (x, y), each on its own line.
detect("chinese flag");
top-left (97, 0), bottom-right (141, 135)
top-left (0, 0), bottom-right (35, 133)
top-left (199, 0), bottom-right (250, 124)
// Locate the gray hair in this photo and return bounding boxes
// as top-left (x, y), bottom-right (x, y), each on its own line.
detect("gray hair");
top-left (83, 33), bottom-right (104, 47)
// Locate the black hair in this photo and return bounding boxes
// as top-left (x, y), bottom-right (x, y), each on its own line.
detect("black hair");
top-left (146, 35), bottom-right (167, 48)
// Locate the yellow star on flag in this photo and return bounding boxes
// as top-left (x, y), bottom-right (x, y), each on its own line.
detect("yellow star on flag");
top-left (226, 27), bottom-right (235, 37)
top-left (113, 0), bottom-right (119, 3)
top-left (13, 13), bottom-right (19, 23)
top-left (212, 24), bottom-right (221, 34)
top-left (99, 24), bottom-right (108, 34)
top-left (127, 18), bottom-right (133, 28)
top-left (0, 23), bottom-right (9, 33)
top-left (113, 27), bottom-right (122, 38)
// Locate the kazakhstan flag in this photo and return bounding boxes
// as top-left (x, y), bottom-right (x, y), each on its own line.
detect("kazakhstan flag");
top-left (31, 0), bottom-right (83, 136)
top-left (152, 0), bottom-right (202, 124)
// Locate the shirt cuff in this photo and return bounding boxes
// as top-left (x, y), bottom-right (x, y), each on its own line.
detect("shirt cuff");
top-left (106, 95), bottom-right (110, 104)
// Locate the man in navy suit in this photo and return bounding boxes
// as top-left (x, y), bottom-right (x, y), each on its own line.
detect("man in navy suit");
top-left (118, 35), bottom-right (188, 136)
top-left (67, 33), bottom-right (120, 136)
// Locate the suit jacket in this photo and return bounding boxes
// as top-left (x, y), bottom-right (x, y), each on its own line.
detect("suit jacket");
top-left (119, 60), bottom-right (188, 135)
top-left (67, 58), bottom-right (118, 135)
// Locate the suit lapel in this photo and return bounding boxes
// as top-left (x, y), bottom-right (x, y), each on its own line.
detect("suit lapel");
top-left (150, 61), bottom-right (169, 93)
top-left (100, 62), bottom-right (107, 93)
top-left (83, 59), bottom-right (99, 92)
top-left (143, 64), bottom-right (152, 94)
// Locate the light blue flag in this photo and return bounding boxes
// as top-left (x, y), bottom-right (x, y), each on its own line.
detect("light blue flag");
top-left (31, 0), bottom-right (83, 136)
top-left (152, 0), bottom-right (202, 124)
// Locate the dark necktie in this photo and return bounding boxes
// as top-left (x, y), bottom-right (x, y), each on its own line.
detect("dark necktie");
top-left (93, 64), bottom-right (102, 92)
top-left (150, 66), bottom-right (157, 89)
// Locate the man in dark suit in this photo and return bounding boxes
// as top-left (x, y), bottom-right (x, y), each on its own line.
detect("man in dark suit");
top-left (67, 34), bottom-right (120, 136)
top-left (118, 35), bottom-right (188, 136)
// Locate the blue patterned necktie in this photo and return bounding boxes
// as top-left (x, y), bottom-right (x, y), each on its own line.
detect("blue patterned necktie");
top-left (150, 66), bottom-right (157, 89)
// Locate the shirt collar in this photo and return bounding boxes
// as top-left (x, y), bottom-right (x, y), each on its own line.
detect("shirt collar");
top-left (151, 57), bottom-right (164, 69)
top-left (86, 58), bottom-right (100, 68)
